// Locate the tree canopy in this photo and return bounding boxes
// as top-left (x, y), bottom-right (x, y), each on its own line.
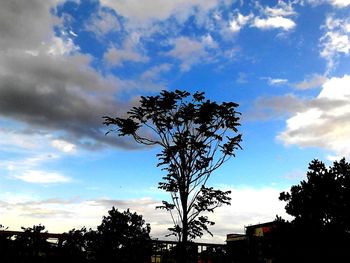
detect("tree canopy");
top-left (104, 90), bottom-right (242, 245)
top-left (278, 158), bottom-right (350, 262)
top-left (280, 158), bottom-right (350, 232)
top-left (89, 207), bottom-right (151, 262)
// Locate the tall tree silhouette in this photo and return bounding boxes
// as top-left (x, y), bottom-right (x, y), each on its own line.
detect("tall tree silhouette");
top-left (104, 90), bottom-right (242, 254)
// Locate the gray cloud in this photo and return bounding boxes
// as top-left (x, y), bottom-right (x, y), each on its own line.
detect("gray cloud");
top-left (104, 46), bottom-right (149, 67)
top-left (100, 0), bottom-right (221, 27)
top-left (246, 89), bottom-right (350, 122)
top-left (0, 50), bottom-right (136, 149)
top-left (293, 74), bottom-right (327, 90)
top-left (85, 8), bottom-right (121, 36)
top-left (0, 0), bottom-right (57, 51)
top-left (245, 94), bottom-right (306, 121)
top-left (0, 0), bottom-right (161, 150)
top-left (164, 37), bottom-right (211, 72)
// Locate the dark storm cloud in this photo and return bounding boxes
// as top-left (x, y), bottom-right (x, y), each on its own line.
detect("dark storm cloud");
top-left (0, 50), bottom-right (140, 149)
top-left (0, 1), bottom-right (146, 150)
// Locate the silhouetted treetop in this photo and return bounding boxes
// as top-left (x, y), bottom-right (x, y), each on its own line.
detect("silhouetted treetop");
top-left (280, 158), bottom-right (350, 232)
top-left (90, 207), bottom-right (151, 262)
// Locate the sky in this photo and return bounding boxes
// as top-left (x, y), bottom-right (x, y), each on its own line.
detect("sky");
top-left (0, 0), bottom-right (350, 243)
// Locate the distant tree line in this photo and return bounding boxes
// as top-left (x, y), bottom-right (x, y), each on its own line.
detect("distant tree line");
top-left (1, 158), bottom-right (350, 262)
top-left (0, 208), bottom-right (152, 263)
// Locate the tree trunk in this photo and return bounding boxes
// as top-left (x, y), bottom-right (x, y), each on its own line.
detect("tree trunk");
top-left (179, 192), bottom-right (189, 263)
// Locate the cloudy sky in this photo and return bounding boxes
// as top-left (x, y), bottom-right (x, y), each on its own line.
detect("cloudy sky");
top-left (0, 0), bottom-right (349, 243)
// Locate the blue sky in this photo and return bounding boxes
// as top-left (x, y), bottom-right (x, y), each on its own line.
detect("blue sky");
top-left (1, 0), bottom-right (350, 242)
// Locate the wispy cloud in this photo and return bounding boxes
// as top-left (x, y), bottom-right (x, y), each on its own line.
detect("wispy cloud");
top-left (99, 0), bottom-right (220, 26)
top-left (85, 8), bottom-right (121, 36)
top-left (165, 37), bottom-right (209, 72)
top-left (262, 77), bottom-right (289, 86)
top-left (104, 46), bottom-right (149, 67)
top-left (293, 74), bottom-right (328, 90)
top-left (14, 170), bottom-right (71, 184)
top-left (229, 13), bottom-right (253, 33)
top-left (320, 14), bottom-right (350, 72)
top-left (252, 16), bottom-right (296, 31)
top-left (1, 152), bottom-right (71, 185)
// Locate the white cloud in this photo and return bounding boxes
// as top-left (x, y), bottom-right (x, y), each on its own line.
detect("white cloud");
top-left (227, 2), bottom-right (296, 34)
top-left (0, 186), bottom-right (290, 242)
top-left (229, 13), bottom-right (253, 32)
top-left (303, 0), bottom-right (350, 8)
top-left (263, 77), bottom-right (289, 86)
top-left (0, 127), bottom-right (45, 150)
top-left (321, 32), bottom-right (350, 56)
top-left (203, 186), bottom-right (291, 242)
top-left (1, 150), bottom-right (71, 185)
top-left (263, 2), bottom-right (296, 17)
top-left (320, 15), bottom-right (350, 71)
top-left (294, 74), bottom-right (328, 89)
top-left (0, 154), bottom-right (59, 175)
top-left (253, 16), bottom-right (296, 31)
top-left (278, 75), bottom-right (350, 158)
top-left (330, 0), bottom-right (350, 7)
top-left (269, 78), bottom-right (288, 85)
top-left (318, 75), bottom-right (350, 100)
top-left (249, 1), bottom-right (296, 32)
top-left (14, 170), bottom-right (71, 184)
top-left (51, 139), bottom-right (76, 153)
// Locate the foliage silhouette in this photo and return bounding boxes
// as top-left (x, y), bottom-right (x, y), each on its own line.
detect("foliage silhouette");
top-left (278, 158), bottom-right (350, 262)
top-left (60, 227), bottom-right (89, 262)
top-left (0, 208), bottom-right (152, 263)
top-left (280, 158), bottom-right (350, 232)
top-left (10, 225), bottom-right (53, 263)
top-left (87, 207), bottom-right (152, 262)
top-left (104, 90), bottom-right (242, 252)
